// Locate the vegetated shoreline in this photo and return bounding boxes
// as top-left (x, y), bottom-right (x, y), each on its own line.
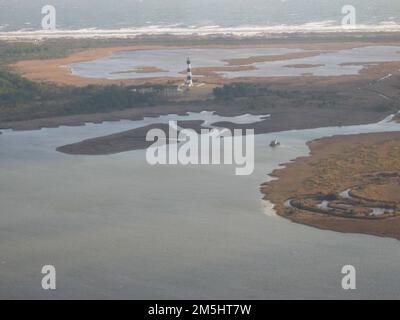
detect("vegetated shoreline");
top-left (53, 109), bottom-right (398, 156)
top-left (2, 35), bottom-right (400, 132)
top-left (11, 39), bottom-right (400, 87)
top-left (0, 98), bottom-right (393, 132)
top-left (261, 131), bottom-right (400, 241)
top-left (56, 120), bottom-right (206, 155)
top-left (0, 73), bottom-right (398, 133)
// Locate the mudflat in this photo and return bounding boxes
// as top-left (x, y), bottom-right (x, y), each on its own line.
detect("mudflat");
top-left (11, 41), bottom-right (400, 87)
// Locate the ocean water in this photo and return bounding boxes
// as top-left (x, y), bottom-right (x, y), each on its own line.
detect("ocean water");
top-left (0, 112), bottom-right (399, 299)
top-left (0, 0), bottom-right (400, 36)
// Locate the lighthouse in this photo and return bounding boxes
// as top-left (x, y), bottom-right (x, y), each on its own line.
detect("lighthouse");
top-left (185, 57), bottom-right (193, 87)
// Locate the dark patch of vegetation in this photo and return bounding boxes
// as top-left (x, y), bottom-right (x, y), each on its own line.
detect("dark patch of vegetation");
top-left (213, 83), bottom-right (400, 115)
top-left (324, 193), bottom-right (340, 201)
top-left (0, 40), bottom-right (101, 64)
top-left (213, 82), bottom-right (341, 110)
top-left (214, 83), bottom-right (337, 100)
top-left (0, 39), bottom-right (181, 64)
top-left (372, 103), bottom-right (397, 113)
top-left (0, 69), bottom-right (173, 122)
top-left (1, 40), bottom-right (398, 123)
top-left (213, 83), bottom-right (263, 99)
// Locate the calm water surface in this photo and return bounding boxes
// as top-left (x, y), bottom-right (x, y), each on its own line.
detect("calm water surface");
top-left (69, 46), bottom-right (400, 80)
top-left (0, 112), bottom-right (399, 299)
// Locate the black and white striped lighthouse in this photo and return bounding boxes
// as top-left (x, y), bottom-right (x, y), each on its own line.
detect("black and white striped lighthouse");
top-left (185, 57), bottom-right (193, 87)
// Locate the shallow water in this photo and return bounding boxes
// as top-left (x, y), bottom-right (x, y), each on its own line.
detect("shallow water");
top-left (0, 112), bottom-right (399, 299)
top-left (69, 46), bottom-right (400, 80)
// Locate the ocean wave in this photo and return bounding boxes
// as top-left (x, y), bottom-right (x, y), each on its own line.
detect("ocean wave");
top-left (1, 21), bottom-right (400, 40)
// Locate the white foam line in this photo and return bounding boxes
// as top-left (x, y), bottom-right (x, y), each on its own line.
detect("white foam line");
top-left (379, 94), bottom-right (391, 100)
top-left (378, 73), bottom-right (392, 81)
top-left (262, 200), bottom-right (278, 218)
top-left (378, 110), bottom-right (400, 123)
top-left (2, 21), bottom-right (400, 40)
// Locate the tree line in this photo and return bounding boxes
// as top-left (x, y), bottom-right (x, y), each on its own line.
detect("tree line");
top-left (0, 69), bottom-right (169, 122)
